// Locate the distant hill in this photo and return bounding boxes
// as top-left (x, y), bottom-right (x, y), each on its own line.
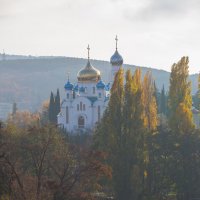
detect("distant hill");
top-left (0, 55), bottom-right (198, 111)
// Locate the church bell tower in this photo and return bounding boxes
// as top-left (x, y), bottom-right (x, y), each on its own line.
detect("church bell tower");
top-left (110, 36), bottom-right (123, 83)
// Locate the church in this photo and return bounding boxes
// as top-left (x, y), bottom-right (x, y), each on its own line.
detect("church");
top-left (57, 37), bottom-right (123, 133)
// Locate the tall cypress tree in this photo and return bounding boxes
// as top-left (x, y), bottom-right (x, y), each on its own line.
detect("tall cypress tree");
top-left (168, 57), bottom-right (194, 133)
top-left (153, 81), bottom-right (159, 112)
top-left (55, 89), bottom-right (60, 122)
top-left (49, 92), bottom-right (55, 123)
top-left (12, 102), bottom-right (17, 116)
top-left (95, 68), bottom-right (125, 199)
top-left (160, 85), bottom-right (166, 115)
top-left (95, 68), bottom-right (146, 200)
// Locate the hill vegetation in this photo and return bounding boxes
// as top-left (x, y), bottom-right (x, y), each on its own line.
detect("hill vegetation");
top-left (0, 55), bottom-right (198, 111)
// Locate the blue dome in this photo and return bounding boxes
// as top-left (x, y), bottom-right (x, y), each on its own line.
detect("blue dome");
top-left (110, 50), bottom-right (123, 66)
top-left (79, 86), bottom-right (85, 92)
top-left (105, 83), bottom-right (111, 91)
top-left (96, 80), bottom-right (106, 89)
top-left (64, 81), bottom-right (73, 90)
top-left (74, 84), bottom-right (79, 91)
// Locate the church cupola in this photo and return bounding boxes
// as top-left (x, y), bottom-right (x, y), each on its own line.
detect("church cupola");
top-left (110, 36), bottom-right (123, 82)
top-left (74, 84), bottom-right (79, 92)
top-left (77, 45), bottom-right (101, 83)
top-left (110, 36), bottom-right (123, 66)
top-left (64, 80), bottom-right (73, 91)
top-left (96, 79), bottom-right (106, 99)
top-left (96, 80), bottom-right (106, 90)
top-left (79, 86), bottom-right (85, 93)
top-left (64, 75), bottom-right (74, 100)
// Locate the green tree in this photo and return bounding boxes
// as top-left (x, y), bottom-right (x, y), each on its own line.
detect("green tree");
top-left (95, 68), bottom-right (125, 199)
top-left (0, 123), bottom-right (111, 200)
top-left (153, 81), bottom-right (159, 113)
top-left (12, 102), bottom-right (17, 116)
top-left (160, 85), bottom-right (166, 115)
top-left (49, 92), bottom-right (55, 123)
top-left (106, 68), bottom-right (125, 199)
top-left (95, 68), bottom-right (147, 200)
top-left (168, 57), bottom-right (194, 133)
top-left (55, 89), bottom-right (60, 119)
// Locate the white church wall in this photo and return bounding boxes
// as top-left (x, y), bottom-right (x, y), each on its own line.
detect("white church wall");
top-left (77, 82), bottom-right (98, 97)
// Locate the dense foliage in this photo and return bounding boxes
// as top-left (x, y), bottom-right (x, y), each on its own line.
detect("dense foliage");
top-left (0, 123), bottom-right (111, 200)
top-left (1, 56), bottom-right (200, 200)
top-left (94, 57), bottom-right (200, 200)
top-left (49, 89), bottom-right (61, 124)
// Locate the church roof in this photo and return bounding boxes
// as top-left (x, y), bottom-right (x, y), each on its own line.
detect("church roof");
top-left (74, 84), bottom-right (79, 91)
top-left (110, 50), bottom-right (123, 66)
top-left (110, 36), bottom-right (123, 66)
top-left (105, 83), bottom-right (111, 91)
top-left (96, 80), bottom-right (106, 89)
top-left (87, 96), bottom-right (98, 105)
top-left (64, 80), bottom-right (73, 90)
top-left (79, 86), bottom-right (85, 92)
top-left (77, 45), bottom-right (101, 83)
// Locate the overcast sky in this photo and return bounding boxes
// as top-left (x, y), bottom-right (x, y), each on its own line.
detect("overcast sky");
top-left (0, 0), bottom-right (200, 73)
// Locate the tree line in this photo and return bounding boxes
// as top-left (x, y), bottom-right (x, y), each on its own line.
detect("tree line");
top-left (94, 56), bottom-right (200, 200)
top-left (0, 123), bottom-right (111, 200)
top-left (1, 56), bottom-right (200, 200)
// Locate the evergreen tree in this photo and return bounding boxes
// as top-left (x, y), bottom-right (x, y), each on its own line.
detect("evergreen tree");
top-left (168, 57), bottom-right (194, 133)
top-left (12, 102), bottom-right (17, 116)
top-left (153, 81), bottom-right (159, 112)
top-left (49, 92), bottom-right (55, 123)
top-left (160, 85), bottom-right (166, 115)
top-left (55, 89), bottom-right (60, 121)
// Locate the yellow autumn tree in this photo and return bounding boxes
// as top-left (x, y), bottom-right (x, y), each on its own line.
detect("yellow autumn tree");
top-left (168, 56), bottom-right (194, 133)
top-left (142, 71), bottom-right (158, 131)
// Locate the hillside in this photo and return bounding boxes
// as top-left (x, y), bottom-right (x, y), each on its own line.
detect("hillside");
top-left (0, 56), bottom-right (198, 111)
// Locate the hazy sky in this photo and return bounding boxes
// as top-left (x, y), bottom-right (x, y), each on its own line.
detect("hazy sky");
top-left (1, 0), bottom-right (200, 73)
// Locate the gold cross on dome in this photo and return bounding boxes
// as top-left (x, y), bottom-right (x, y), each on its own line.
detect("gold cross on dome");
top-left (67, 71), bottom-right (70, 81)
top-left (115, 35), bottom-right (118, 50)
top-left (87, 44), bottom-right (90, 59)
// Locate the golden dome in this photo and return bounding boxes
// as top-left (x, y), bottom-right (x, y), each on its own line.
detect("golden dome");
top-left (77, 60), bottom-right (101, 82)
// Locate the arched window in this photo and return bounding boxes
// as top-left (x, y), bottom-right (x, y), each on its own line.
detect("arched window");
top-left (66, 106), bottom-right (69, 123)
top-left (77, 104), bottom-right (79, 111)
top-left (93, 87), bottom-right (95, 94)
top-left (67, 93), bottom-right (69, 99)
top-left (98, 93), bottom-right (101, 98)
top-left (83, 104), bottom-right (85, 111)
top-left (98, 105), bottom-right (101, 121)
top-left (78, 116), bottom-right (84, 128)
top-left (80, 102), bottom-right (83, 111)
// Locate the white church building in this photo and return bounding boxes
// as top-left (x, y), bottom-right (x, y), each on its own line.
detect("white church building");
top-left (57, 37), bottom-right (123, 133)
